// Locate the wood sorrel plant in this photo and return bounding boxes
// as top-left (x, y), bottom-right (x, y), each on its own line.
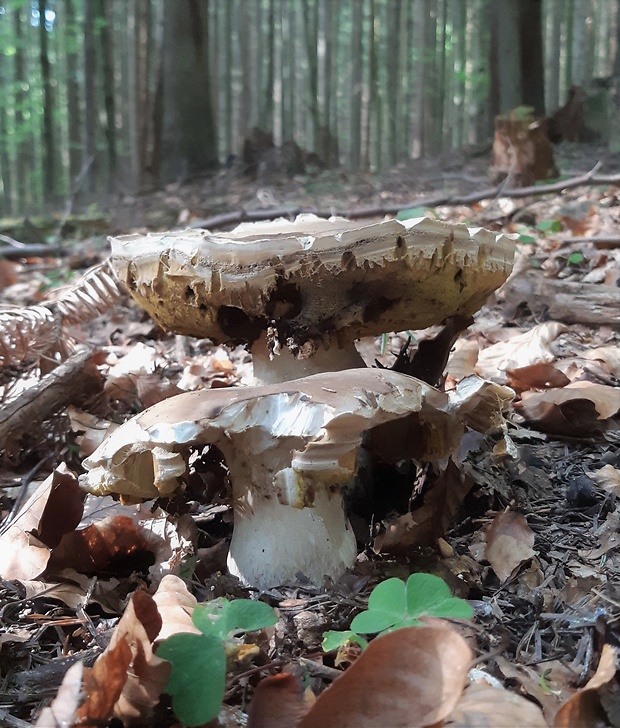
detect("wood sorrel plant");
top-left (157, 597), bottom-right (277, 727)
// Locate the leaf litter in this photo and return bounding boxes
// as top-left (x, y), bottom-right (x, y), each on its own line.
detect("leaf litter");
top-left (1, 149), bottom-right (620, 726)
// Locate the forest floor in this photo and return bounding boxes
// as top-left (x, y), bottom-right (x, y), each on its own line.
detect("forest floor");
top-left (0, 142), bottom-right (619, 727)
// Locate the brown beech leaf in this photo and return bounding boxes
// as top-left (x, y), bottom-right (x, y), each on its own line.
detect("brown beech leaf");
top-left (152, 574), bottom-right (200, 642)
top-left (476, 322), bottom-right (567, 382)
top-left (589, 464), bottom-right (620, 496)
top-left (77, 636), bottom-right (133, 724)
top-left (505, 362), bottom-right (570, 395)
top-left (298, 624), bottom-right (471, 728)
top-left (0, 464), bottom-right (83, 580)
top-left (109, 589), bottom-right (171, 723)
top-left (247, 673), bottom-right (305, 728)
top-left (516, 383), bottom-right (620, 437)
top-left (35, 661), bottom-right (84, 728)
top-left (554, 644), bottom-right (619, 728)
top-left (485, 510), bottom-right (535, 583)
top-left (48, 514), bottom-right (152, 576)
top-left (446, 679), bottom-right (548, 727)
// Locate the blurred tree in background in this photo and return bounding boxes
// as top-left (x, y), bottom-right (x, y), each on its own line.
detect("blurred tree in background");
top-left (0, 0), bottom-right (618, 216)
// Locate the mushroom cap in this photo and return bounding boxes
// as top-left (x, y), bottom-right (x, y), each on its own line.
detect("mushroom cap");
top-left (110, 215), bottom-right (515, 353)
top-left (80, 368), bottom-right (462, 501)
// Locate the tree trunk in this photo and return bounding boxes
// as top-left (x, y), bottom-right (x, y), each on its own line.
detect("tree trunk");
top-left (39, 0), bottom-right (56, 202)
top-left (349, 0), bottom-right (363, 172)
top-left (160, 0), bottom-right (218, 184)
top-left (546, 0), bottom-right (562, 111)
top-left (13, 6), bottom-right (31, 209)
top-left (64, 0), bottom-right (82, 185)
top-left (97, 0), bottom-right (117, 190)
top-left (519, 0), bottom-right (545, 114)
top-left (83, 0), bottom-right (98, 194)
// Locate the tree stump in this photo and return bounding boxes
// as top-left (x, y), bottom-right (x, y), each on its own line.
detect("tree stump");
top-left (489, 110), bottom-right (558, 187)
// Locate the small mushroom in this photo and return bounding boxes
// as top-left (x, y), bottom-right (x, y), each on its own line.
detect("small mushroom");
top-left (80, 368), bottom-right (463, 589)
top-left (110, 215), bottom-right (515, 383)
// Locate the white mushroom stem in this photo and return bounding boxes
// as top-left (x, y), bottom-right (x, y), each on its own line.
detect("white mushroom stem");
top-left (251, 334), bottom-right (365, 384)
top-left (227, 483), bottom-right (357, 589)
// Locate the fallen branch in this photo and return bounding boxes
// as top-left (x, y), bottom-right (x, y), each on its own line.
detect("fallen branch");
top-left (502, 271), bottom-right (620, 327)
top-left (0, 346), bottom-right (103, 449)
top-left (190, 164), bottom-right (620, 230)
top-left (0, 243), bottom-right (63, 260)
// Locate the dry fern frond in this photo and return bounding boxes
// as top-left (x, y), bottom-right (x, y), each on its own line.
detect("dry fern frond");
top-left (0, 260), bottom-right (123, 378)
top-left (0, 305), bottom-right (61, 368)
top-left (50, 260), bottom-right (123, 326)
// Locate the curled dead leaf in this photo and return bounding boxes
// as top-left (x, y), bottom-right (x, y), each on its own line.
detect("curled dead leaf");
top-left (0, 464), bottom-right (83, 581)
top-left (485, 510), bottom-right (535, 583)
top-left (297, 624), bottom-right (472, 728)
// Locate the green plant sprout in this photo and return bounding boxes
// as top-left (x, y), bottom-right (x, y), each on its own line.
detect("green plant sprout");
top-left (322, 573), bottom-right (473, 653)
top-left (536, 218), bottom-right (562, 234)
top-left (566, 251), bottom-right (585, 266)
top-left (157, 597), bottom-right (277, 727)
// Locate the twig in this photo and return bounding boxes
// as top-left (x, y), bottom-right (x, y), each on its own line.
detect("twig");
top-left (0, 346), bottom-right (102, 448)
top-left (297, 656), bottom-right (343, 681)
top-left (189, 164), bottom-right (620, 231)
top-left (0, 708), bottom-right (32, 728)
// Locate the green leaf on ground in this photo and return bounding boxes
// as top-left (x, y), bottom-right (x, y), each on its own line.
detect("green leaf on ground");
top-left (157, 632), bottom-right (226, 727)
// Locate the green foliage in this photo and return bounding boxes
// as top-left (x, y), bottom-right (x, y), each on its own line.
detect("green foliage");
top-left (536, 218), bottom-right (562, 234)
top-left (322, 574), bottom-right (473, 653)
top-left (157, 598), bottom-right (277, 727)
top-left (396, 205), bottom-right (429, 221)
top-left (322, 630), bottom-right (368, 652)
top-left (517, 233), bottom-right (537, 244)
top-left (566, 251), bottom-right (585, 266)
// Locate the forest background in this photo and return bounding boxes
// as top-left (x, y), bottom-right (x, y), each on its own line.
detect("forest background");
top-left (1, 0), bottom-right (620, 218)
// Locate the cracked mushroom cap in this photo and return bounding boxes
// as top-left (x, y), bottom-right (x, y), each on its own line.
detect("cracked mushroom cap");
top-left (80, 368), bottom-right (464, 588)
top-left (110, 215), bottom-right (515, 360)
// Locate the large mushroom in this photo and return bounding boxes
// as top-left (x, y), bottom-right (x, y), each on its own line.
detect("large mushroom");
top-left (110, 215), bottom-right (515, 383)
top-left (80, 368), bottom-right (465, 589)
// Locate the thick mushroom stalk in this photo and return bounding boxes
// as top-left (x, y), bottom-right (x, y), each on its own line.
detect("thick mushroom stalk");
top-left (109, 215), bottom-right (515, 383)
top-left (80, 369), bottom-right (463, 589)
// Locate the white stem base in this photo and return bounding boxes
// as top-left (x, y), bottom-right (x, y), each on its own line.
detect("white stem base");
top-left (251, 335), bottom-right (365, 384)
top-left (227, 488), bottom-right (357, 589)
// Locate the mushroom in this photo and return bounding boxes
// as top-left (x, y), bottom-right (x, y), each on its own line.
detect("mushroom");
top-left (80, 368), bottom-right (464, 589)
top-left (110, 215), bottom-right (515, 383)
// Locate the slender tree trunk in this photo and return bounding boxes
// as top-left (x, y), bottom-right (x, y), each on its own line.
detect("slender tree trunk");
top-left (0, 51), bottom-right (13, 214)
top-left (13, 6), bottom-right (30, 208)
top-left (83, 0), bottom-right (98, 194)
top-left (547, 0), bottom-right (562, 111)
top-left (64, 0), bottom-right (82, 184)
top-left (160, 0), bottom-right (218, 184)
top-left (349, 0), bottom-right (363, 172)
top-left (259, 0), bottom-right (275, 131)
top-left (520, 0), bottom-right (545, 114)
top-left (97, 0), bottom-right (117, 189)
top-left (39, 0), bottom-right (56, 201)
top-left (302, 0), bottom-right (320, 150)
top-left (614, 0), bottom-right (620, 76)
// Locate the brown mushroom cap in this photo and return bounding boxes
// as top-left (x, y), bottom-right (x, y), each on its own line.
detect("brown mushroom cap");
top-left (110, 215), bottom-right (515, 356)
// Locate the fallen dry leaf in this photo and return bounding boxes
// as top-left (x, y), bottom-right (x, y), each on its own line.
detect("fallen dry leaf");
top-left (584, 346), bottom-right (620, 379)
top-left (247, 673), bottom-right (306, 728)
top-left (297, 624), bottom-right (472, 728)
top-left (35, 661), bottom-right (84, 728)
top-left (517, 382), bottom-right (620, 437)
top-left (152, 574), bottom-right (200, 641)
top-left (485, 510), bottom-right (535, 583)
top-left (505, 362), bottom-right (570, 395)
top-left (554, 644), bottom-right (619, 728)
top-left (476, 322), bottom-right (567, 382)
top-left (446, 678), bottom-right (548, 727)
top-left (109, 589), bottom-right (171, 723)
top-left (77, 637), bottom-right (133, 724)
top-left (589, 464), bottom-right (620, 496)
top-left (0, 464), bottom-right (83, 580)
